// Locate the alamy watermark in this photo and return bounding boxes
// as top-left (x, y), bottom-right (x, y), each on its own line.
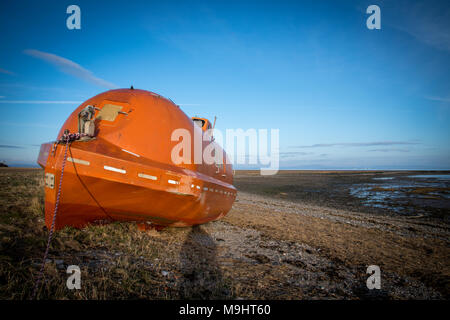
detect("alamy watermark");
top-left (66, 5), bottom-right (81, 30)
top-left (366, 265), bottom-right (381, 290)
top-left (66, 265), bottom-right (81, 290)
top-left (366, 5), bottom-right (381, 30)
top-left (171, 128), bottom-right (279, 175)
top-left (66, 4), bottom-right (380, 31)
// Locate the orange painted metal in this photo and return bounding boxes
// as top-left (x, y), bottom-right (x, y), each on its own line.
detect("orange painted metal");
top-left (37, 89), bottom-right (236, 230)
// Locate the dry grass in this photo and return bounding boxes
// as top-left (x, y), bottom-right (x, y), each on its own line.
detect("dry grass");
top-left (0, 168), bottom-right (230, 300)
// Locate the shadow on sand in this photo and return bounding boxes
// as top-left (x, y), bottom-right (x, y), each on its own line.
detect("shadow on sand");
top-left (178, 225), bottom-right (228, 299)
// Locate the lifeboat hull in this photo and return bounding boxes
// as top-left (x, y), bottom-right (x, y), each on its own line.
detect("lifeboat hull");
top-left (37, 89), bottom-right (236, 230)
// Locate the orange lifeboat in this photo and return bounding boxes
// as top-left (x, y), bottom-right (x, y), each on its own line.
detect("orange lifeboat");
top-left (37, 89), bottom-right (236, 230)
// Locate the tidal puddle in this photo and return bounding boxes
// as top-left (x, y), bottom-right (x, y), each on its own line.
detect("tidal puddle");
top-left (350, 175), bottom-right (450, 216)
top-left (407, 174), bottom-right (450, 180)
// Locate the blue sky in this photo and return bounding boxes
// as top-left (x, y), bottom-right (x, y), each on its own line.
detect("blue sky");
top-left (0, 0), bottom-right (449, 169)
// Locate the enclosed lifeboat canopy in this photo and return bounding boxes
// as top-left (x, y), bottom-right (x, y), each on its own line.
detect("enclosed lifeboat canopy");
top-left (37, 89), bottom-right (236, 230)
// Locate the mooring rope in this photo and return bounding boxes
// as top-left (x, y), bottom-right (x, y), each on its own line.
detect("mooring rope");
top-left (31, 131), bottom-right (90, 299)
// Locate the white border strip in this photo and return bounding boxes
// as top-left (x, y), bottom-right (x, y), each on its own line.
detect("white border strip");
top-left (122, 149), bottom-right (140, 157)
top-left (68, 157), bottom-right (90, 166)
top-left (104, 165), bottom-right (126, 174)
top-left (138, 173), bottom-right (157, 180)
top-left (168, 179), bottom-right (179, 185)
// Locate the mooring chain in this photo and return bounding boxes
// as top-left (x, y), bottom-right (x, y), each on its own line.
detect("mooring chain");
top-left (31, 130), bottom-right (89, 299)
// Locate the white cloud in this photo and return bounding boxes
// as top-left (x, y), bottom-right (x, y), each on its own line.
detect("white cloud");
top-left (0, 144), bottom-right (24, 149)
top-left (0, 122), bottom-right (58, 129)
top-left (0, 68), bottom-right (15, 76)
top-left (292, 141), bottom-right (420, 148)
top-left (425, 96), bottom-right (450, 103)
top-left (0, 100), bottom-right (81, 104)
top-left (368, 149), bottom-right (410, 153)
top-left (24, 49), bottom-right (118, 89)
top-left (382, 0), bottom-right (450, 53)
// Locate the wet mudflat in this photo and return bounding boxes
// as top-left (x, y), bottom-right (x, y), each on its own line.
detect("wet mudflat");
top-left (234, 170), bottom-right (450, 220)
top-left (0, 168), bottom-right (449, 299)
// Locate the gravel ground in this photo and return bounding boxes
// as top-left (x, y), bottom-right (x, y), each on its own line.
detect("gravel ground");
top-left (214, 191), bottom-right (449, 299)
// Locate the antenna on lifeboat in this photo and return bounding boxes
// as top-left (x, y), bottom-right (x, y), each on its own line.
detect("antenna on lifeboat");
top-left (212, 116), bottom-right (217, 139)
